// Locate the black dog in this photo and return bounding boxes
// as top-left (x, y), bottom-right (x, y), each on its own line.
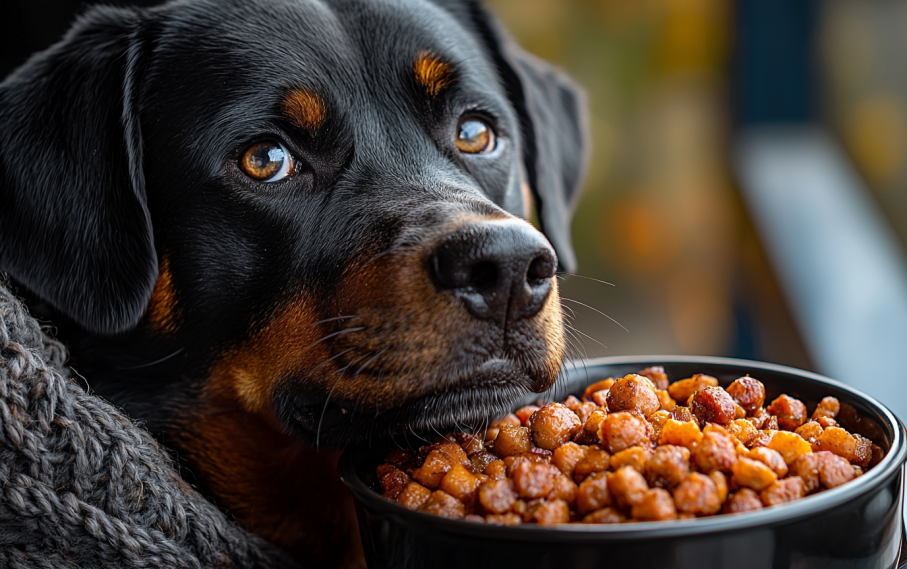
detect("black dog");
top-left (0, 0), bottom-right (587, 565)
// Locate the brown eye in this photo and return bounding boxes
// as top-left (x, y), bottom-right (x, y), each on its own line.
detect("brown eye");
top-left (239, 141), bottom-right (295, 182)
top-left (455, 118), bottom-right (495, 154)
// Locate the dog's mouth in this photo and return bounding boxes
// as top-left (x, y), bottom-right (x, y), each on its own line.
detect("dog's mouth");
top-left (277, 358), bottom-right (543, 446)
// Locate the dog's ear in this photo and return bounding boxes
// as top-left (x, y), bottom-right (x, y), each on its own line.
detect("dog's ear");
top-left (454, 1), bottom-right (589, 273)
top-left (0, 6), bottom-right (156, 334)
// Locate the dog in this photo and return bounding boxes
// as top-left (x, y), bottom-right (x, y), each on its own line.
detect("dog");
top-left (0, 0), bottom-right (588, 565)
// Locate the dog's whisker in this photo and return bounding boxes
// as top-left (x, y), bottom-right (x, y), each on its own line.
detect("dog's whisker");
top-left (565, 322), bottom-right (607, 350)
top-left (302, 326), bottom-right (366, 353)
top-left (117, 348), bottom-right (185, 370)
top-left (310, 315), bottom-right (358, 327)
top-left (316, 354), bottom-right (366, 449)
top-left (556, 272), bottom-right (616, 287)
top-left (308, 347), bottom-right (355, 375)
top-left (560, 297), bottom-right (629, 332)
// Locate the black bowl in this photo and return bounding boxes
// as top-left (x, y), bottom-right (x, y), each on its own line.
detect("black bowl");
top-left (340, 356), bottom-right (907, 569)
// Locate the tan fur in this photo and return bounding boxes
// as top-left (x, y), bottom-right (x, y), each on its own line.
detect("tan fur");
top-left (413, 52), bottom-right (454, 97)
top-left (282, 88), bottom-right (326, 133)
top-left (146, 255), bottom-right (180, 334)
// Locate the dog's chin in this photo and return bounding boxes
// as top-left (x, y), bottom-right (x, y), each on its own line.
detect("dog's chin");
top-left (276, 359), bottom-right (547, 447)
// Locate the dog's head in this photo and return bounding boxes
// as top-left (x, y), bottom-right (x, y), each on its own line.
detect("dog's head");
top-left (0, 0), bottom-right (587, 446)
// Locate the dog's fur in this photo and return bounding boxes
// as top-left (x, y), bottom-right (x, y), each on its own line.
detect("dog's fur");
top-left (0, 0), bottom-right (588, 566)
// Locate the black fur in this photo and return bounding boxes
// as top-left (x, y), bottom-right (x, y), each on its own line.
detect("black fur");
top-left (0, 0), bottom-right (587, 486)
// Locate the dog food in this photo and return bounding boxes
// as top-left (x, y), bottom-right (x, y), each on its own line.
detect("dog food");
top-left (376, 369), bottom-right (883, 525)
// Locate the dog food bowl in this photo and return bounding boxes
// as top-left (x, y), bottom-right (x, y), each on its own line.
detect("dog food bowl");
top-left (340, 356), bottom-right (907, 569)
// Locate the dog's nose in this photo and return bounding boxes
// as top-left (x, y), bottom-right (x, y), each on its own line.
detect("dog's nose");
top-left (429, 222), bottom-right (557, 323)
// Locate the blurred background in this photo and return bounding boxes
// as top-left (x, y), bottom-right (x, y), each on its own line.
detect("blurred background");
top-left (3, 0), bottom-right (907, 417)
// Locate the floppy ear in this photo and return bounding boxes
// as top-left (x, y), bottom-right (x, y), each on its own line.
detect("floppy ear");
top-left (457, 1), bottom-right (590, 273)
top-left (0, 6), bottom-right (156, 334)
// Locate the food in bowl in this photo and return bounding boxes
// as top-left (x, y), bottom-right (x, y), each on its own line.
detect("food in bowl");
top-left (375, 368), bottom-right (884, 525)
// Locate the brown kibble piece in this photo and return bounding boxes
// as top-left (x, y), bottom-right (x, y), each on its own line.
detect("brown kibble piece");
top-left (767, 431), bottom-right (813, 465)
top-left (412, 449), bottom-right (454, 489)
top-left (723, 488), bottom-right (763, 514)
top-left (852, 435), bottom-right (872, 468)
top-left (610, 447), bottom-right (650, 473)
top-left (574, 409), bottom-right (607, 445)
top-left (583, 378), bottom-right (615, 401)
top-left (747, 447), bottom-right (788, 477)
top-left (490, 414), bottom-right (520, 429)
top-left (655, 390), bottom-right (677, 412)
top-left (552, 442), bottom-right (588, 479)
top-left (600, 412), bottom-right (651, 453)
top-left (645, 445), bottom-right (690, 488)
top-left (760, 477), bottom-right (805, 507)
top-left (464, 514), bottom-right (485, 523)
top-left (767, 394), bottom-right (808, 430)
top-left (485, 512), bottom-right (522, 526)
top-left (668, 374), bottom-right (719, 402)
top-left (790, 452), bottom-right (824, 494)
top-left (419, 490), bottom-right (465, 519)
top-left (485, 460), bottom-right (506, 480)
top-left (819, 453), bottom-right (855, 488)
top-left (725, 377), bottom-right (766, 413)
top-left (469, 450), bottom-right (499, 474)
top-left (710, 471), bottom-right (728, 504)
top-left (691, 387), bottom-right (738, 425)
top-left (516, 405), bottom-right (540, 426)
top-left (795, 421), bottom-right (824, 446)
top-left (478, 479), bottom-right (517, 514)
top-left (606, 374), bottom-right (660, 418)
top-left (439, 464), bottom-right (480, 507)
top-left (658, 419), bottom-right (703, 449)
top-left (379, 465), bottom-right (411, 497)
top-left (511, 461), bottom-right (557, 499)
top-left (529, 403), bottom-right (582, 450)
top-left (812, 396), bottom-right (840, 420)
top-left (692, 425), bottom-right (738, 473)
top-left (564, 395), bottom-right (582, 411)
top-left (576, 471), bottom-right (611, 514)
top-left (632, 488), bottom-right (677, 521)
top-left (458, 434), bottom-right (484, 455)
top-left (726, 419), bottom-right (758, 447)
top-left (673, 473), bottom-right (721, 515)
top-left (396, 482), bottom-right (432, 510)
top-left (607, 467), bottom-right (649, 510)
top-left (747, 408), bottom-right (768, 429)
top-left (573, 448), bottom-right (611, 483)
top-left (526, 499), bottom-right (570, 525)
top-left (816, 427), bottom-right (858, 462)
top-left (671, 406), bottom-right (695, 424)
top-left (574, 402), bottom-right (598, 424)
top-left (547, 472), bottom-right (578, 504)
top-left (639, 366), bottom-right (670, 390)
top-left (731, 458), bottom-right (777, 491)
top-left (582, 507), bottom-right (627, 524)
top-left (493, 425), bottom-right (532, 457)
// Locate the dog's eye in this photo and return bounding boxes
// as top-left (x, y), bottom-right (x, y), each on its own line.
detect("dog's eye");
top-left (239, 141), bottom-right (295, 182)
top-left (455, 118), bottom-right (495, 154)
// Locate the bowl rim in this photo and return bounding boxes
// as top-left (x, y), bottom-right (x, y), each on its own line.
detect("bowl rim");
top-left (340, 355), bottom-right (907, 542)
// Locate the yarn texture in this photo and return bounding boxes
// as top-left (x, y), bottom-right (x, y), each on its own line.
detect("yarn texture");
top-left (0, 280), bottom-right (302, 569)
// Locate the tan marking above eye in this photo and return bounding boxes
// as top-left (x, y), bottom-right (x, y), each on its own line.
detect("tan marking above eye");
top-left (282, 88), bottom-right (326, 132)
top-left (414, 51), bottom-right (453, 97)
top-left (240, 141), bottom-right (295, 182)
top-left (456, 118), bottom-right (495, 154)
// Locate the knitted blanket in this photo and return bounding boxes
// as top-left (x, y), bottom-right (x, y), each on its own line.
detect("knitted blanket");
top-left (0, 280), bottom-right (302, 569)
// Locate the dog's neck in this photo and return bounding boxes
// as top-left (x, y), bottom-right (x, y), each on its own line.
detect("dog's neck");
top-left (175, 392), bottom-right (364, 568)
top-left (55, 327), bottom-right (364, 569)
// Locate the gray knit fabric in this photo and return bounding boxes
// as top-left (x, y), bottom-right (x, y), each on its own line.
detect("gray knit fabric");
top-left (0, 280), bottom-right (302, 569)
